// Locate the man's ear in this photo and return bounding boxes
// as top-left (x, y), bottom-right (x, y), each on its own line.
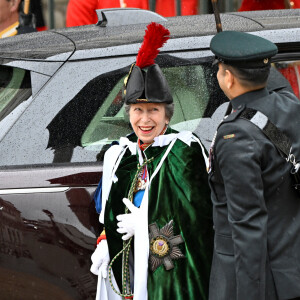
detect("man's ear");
top-left (225, 69), bottom-right (234, 90)
top-left (10, 0), bottom-right (21, 13)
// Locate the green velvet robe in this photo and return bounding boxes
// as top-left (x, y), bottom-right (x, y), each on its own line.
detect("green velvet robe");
top-left (104, 128), bottom-right (213, 300)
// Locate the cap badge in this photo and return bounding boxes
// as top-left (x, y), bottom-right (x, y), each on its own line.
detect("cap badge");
top-left (263, 58), bottom-right (269, 64)
top-left (223, 134), bottom-right (235, 140)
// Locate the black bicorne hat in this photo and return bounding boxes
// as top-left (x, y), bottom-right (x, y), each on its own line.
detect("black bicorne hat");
top-left (124, 22), bottom-right (173, 104)
top-left (125, 64), bottom-right (173, 104)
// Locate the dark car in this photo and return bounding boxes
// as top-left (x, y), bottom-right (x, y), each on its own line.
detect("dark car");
top-left (0, 8), bottom-right (300, 299)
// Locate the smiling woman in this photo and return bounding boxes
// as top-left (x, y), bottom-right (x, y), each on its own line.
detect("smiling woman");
top-left (90, 22), bottom-right (213, 300)
top-left (127, 102), bottom-right (170, 144)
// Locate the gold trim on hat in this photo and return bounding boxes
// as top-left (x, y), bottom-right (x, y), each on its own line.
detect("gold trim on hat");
top-left (124, 63), bottom-right (135, 87)
top-left (123, 63), bottom-right (135, 96)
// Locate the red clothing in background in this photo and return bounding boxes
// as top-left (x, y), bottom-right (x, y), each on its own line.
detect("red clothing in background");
top-left (156, 0), bottom-right (198, 17)
top-left (278, 65), bottom-right (300, 99)
top-left (97, 0), bottom-right (148, 9)
top-left (66, 0), bottom-right (98, 27)
top-left (66, 0), bottom-right (149, 27)
top-left (66, 0), bottom-right (198, 27)
top-left (239, 0), bottom-right (300, 11)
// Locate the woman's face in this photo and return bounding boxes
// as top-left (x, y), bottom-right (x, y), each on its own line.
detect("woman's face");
top-left (129, 103), bottom-right (169, 143)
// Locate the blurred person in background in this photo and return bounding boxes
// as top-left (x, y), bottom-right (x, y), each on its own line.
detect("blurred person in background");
top-left (30, 0), bottom-right (47, 31)
top-left (0, 0), bottom-right (45, 38)
top-left (0, 0), bottom-right (22, 38)
top-left (66, 0), bottom-right (149, 27)
top-left (239, 0), bottom-right (300, 11)
top-left (156, 0), bottom-right (198, 16)
top-left (66, 0), bottom-right (199, 27)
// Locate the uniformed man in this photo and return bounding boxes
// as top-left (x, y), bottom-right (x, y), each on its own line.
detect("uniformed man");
top-left (208, 31), bottom-right (300, 300)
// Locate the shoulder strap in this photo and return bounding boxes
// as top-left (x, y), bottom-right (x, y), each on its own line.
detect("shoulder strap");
top-left (238, 108), bottom-right (300, 191)
top-left (239, 108), bottom-right (292, 158)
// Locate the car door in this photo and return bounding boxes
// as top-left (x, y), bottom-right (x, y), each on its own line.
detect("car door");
top-left (0, 54), bottom-right (130, 299)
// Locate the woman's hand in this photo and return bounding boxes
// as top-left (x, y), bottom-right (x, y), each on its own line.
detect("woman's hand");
top-left (116, 198), bottom-right (143, 240)
top-left (90, 239), bottom-right (110, 278)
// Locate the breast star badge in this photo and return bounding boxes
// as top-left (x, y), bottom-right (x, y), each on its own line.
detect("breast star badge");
top-left (149, 220), bottom-right (185, 272)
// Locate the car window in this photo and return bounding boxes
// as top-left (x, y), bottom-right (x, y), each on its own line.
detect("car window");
top-left (81, 63), bottom-right (212, 151)
top-left (3, 55), bottom-right (298, 168)
top-left (274, 60), bottom-right (300, 99)
top-left (0, 66), bottom-right (32, 141)
top-left (0, 54), bottom-right (226, 168)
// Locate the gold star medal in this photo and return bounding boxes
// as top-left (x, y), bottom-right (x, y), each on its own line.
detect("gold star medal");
top-left (149, 220), bottom-right (185, 272)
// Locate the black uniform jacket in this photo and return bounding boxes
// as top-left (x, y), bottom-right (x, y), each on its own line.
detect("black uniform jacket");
top-left (208, 87), bottom-right (300, 300)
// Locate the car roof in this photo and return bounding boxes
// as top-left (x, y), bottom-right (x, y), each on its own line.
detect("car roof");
top-left (1, 9), bottom-right (300, 61)
top-left (59, 9), bottom-right (300, 50)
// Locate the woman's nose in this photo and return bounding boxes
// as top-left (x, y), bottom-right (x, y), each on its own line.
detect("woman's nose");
top-left (141, 112), bottom-right (150, 123)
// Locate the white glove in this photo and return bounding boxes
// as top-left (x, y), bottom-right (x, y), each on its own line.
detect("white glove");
top-left (116, 198), bottom-right (143, 240)
top-left (90, 239), bottom-right (110, 278)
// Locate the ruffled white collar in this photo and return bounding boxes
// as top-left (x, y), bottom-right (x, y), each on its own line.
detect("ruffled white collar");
top-left (119, 131), bottom-right (196, 155)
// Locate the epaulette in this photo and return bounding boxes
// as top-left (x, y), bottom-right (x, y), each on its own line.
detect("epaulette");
top-left (217, 104), bottom-right (246, 129)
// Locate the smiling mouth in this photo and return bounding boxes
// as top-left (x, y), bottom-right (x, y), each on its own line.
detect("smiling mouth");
top-left (139, 126), bottom-right (154, 134)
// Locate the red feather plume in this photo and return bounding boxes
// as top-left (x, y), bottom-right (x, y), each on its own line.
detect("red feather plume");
top-left (136, 22), bottom-right (170, 69)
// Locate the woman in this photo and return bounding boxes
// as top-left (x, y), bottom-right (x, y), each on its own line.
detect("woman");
top-left (90, 22), bottom-right (212, 300)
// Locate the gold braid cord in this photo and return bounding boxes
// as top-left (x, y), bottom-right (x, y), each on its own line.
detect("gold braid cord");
top-left (108, 157), bottom-right (154, 299)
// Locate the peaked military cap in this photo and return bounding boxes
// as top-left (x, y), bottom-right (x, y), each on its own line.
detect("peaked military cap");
top-left (210, 31), bottom-right (278, 68)
top-left (124, 22), bottom-right (173, 104)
